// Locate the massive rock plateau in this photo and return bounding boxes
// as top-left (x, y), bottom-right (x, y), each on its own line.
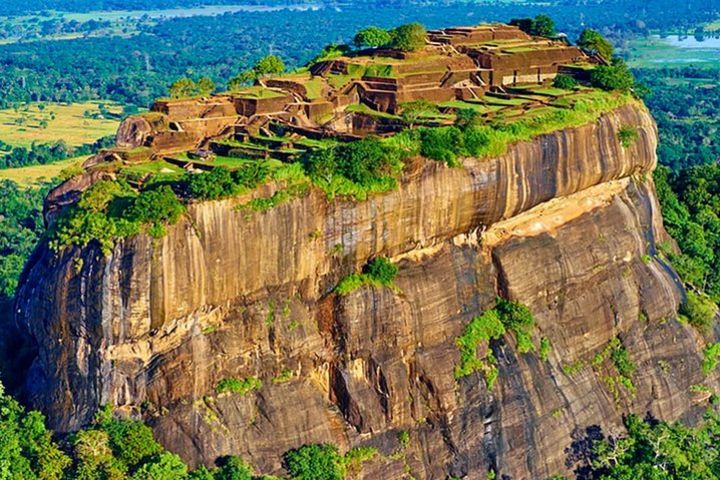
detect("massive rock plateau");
top-left (14, 103), bottom-right (715, 479)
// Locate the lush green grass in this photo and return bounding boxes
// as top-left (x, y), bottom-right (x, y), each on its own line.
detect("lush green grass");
top-left (0, 156), bottom-right (84, 187)
top-left (0, 102), bottom-right (120, 148)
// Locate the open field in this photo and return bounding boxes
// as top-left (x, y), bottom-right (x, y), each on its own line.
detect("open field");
top-left (0, 156), bottom-right (85, 187)
top-left (625, 36), bottom-right (720, 68)
top-left (0, 102), bottom-right (120, 148)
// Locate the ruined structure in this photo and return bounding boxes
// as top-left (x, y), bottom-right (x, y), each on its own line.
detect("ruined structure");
top-left (87, 24), bottom-right (595, 169)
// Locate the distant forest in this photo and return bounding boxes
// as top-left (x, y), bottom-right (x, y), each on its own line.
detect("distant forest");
top-left (0, 0), bottom-right (717, 109)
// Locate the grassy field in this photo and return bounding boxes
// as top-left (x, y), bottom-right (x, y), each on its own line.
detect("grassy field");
top-left (625, 36), bottom-right (720, 68)
top-left (0, 102), bottom-right (120, 149)
top-left (0, 156), bottom-right (85, 187)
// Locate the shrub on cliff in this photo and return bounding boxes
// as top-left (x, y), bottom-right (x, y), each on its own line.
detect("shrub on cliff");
top-left (125, 186), bottom-right (186, 238)
top-left (419, 126), bottom-right (464, 166)
top-left (618, 125), bottom-right (639, 147)
top-left (553, 74), bottom-right (578, 90)
top-left (353, 26), bottom-right (392, 49)
top-left (336, 256), bottom-right (399, 295)
top-left (51, 180), bottom-right (187, 253)
top-left (590, 60), bottom-right (636, 92)
top-left (303, 137), bottom-right (403, 199)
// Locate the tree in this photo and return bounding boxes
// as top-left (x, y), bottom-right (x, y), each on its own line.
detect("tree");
top-left (196, 77), bottom-right (215, 97)
top-left (509, 15), bottom-right (556, 37)
top-left (353, 26), bottom-right (392, 49)
top-left (254, 55), bottom-right (285, 77)
top-left (283, 444), bottom-right (345, 480)
top-left (130, 453), bottom-right (188, 480)
top-left (168, 77), bottom-right (197, 99)
top-left (213, 456), bottom-right (254, 480)
top-left (590, 60), bottom-right (635, 92)
top-left (577, 29), bottom-right (614, 61)
top-left (229, 55), bottom-right (285, 90)
top-left (389, 23), bottom-right (427, 52)
top-left (399, 100), bottom-right (439, 128)
top-left (532, 15), bottom-right (556, 37)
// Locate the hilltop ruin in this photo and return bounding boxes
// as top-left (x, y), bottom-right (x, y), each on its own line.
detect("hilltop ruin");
top-left (88, 23), bottom-right (600, 175)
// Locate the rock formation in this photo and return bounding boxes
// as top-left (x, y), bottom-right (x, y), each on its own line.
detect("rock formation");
top-left (14, 99), bottom-right (715, 479)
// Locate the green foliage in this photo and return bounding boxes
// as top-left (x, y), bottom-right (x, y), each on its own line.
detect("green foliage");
top-left (335, 256), bottom-right (398, 295)
top-left (454, 309), bottom-right (506, 383)
top-left (130, 453), bottom-right (188, 480)
top-left (419, 126), bottom-right (464, 166)
top-left (539, 337), bottom-right (552, 362)
top-left (169, 77), bottom-right (215, 98)
top-left (229, 55), bottom-right (285, 89)
top-left (495, 297), bottom-right (536, 354)
top-left (0, 382), bottom-right (70, 480)
top-left (618, 125), bottom-right (639, 148)
top-left (591, 413), bottom-right (720, 479)
top-left (51, 180), bottom-right (186, 253)
top-left (455, 298), bottom-right (538, 387)
top-left (342, 447), bottom-right (377, 475)
top-left (592, 338), bottom-right (636, 401)
top-left (389, 23), bottom-right (427, 52)
top-left (399, 100), bottom-right (440, 128)
top-left (590, 61), bottom-right (636, 92)
top-left (353, 26), bottom-right (392, 49)
top-left (309, 44), bottom-right (351, 65)
top-left (212, 456), bottom-right (254, 480)
top-left (254, 55), bottom-right (286, 77)
top-left (577, 28), bottom-right (614, 61)
top-left (215, 376), bottom-right (262, 396)
top-left (397, 431), bottom-right (410, 449)
top-left (704, 343), bottom-right (720, 375)
top-left (680, 291), bottom-right (718, 333)
top-left (0, 180), bottom-right (53, 298)
top-left (186, 164), bottom-right (270, 200)
top-left (303, 136), bottom-right (404, 200)
top-left (283, 444), bottom-right (345, 480)
top-left (125, 186), bottom-right (186, 238)
top-left (509, 15), bottom-right (556, 37)
top-left (654, 165), bottom-right (720, 300)
top-left (553, 74), bottom-right (578, 90)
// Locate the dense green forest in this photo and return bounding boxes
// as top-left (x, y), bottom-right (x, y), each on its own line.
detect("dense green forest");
top-left (0, 0), bottom-right (718, 108)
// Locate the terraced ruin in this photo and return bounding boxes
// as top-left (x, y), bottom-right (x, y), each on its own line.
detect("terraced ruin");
top-left (84, 23), bottom-right (603, 186)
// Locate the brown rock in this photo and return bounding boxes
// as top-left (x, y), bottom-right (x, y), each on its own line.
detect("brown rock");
top-left (14, 104), bottom-right (709, 479)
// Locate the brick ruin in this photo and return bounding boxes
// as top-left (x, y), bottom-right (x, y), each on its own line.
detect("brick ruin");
top-left (88, 23), bottom-right (600, 170)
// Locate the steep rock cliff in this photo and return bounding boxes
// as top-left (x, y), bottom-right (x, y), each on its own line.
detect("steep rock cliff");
top-left (15, 104), bottom-right (711, 479)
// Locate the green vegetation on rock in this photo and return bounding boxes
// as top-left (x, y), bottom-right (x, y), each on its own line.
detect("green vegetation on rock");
top-left (50, 182), bottom-right (185, 254)
top-left (455, 298), bottom-right (538, 388)
top-left (215, 376), bottom-right (262, 396)
top-left (335, 256), bottom-right (399, 295)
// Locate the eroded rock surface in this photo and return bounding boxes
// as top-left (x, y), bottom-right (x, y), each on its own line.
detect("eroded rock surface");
top-left (15, 104), bottom-right (711, 479)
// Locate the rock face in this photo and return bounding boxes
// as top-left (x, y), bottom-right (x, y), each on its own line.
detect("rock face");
top-left (14, 103), bottom-right (713, 479)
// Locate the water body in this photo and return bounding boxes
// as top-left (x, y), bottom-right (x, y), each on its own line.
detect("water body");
top-left (656, 34), bottom-right (720, 49)
top-left (58, 4), bottom-right (322, 22)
